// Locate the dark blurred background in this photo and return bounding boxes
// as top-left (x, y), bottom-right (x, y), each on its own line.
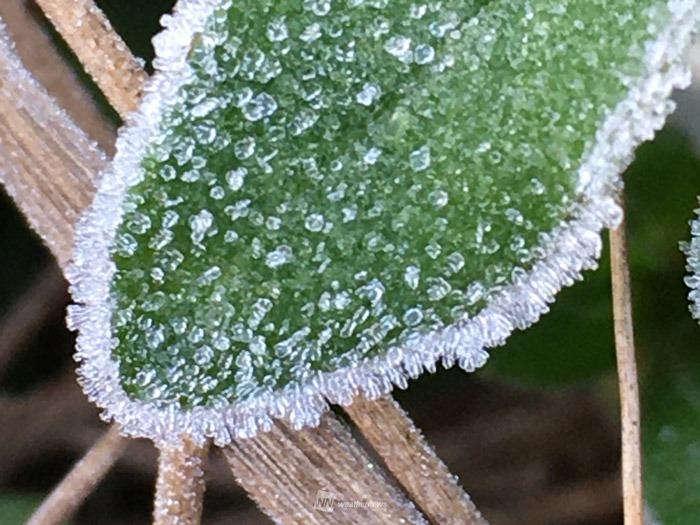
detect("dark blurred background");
top-left (1, 1), bottom-right (699, 523)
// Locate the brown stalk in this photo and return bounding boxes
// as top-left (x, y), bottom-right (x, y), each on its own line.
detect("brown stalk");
top-left (154, 438), bottom-right (209, 525)
top-left (0, 0), bottom-right (116, 151)
top-left (31, 0), bottom-right (146, 118)
top-left (26, 425), bottom-right (128, 525)
top-left (0, 18), bottom-right (104, 267)
top-left (345, 395), bottom-right (489, 525)
top-left (224, 413), bottom-right (428, 524)
top-left (6, 1), bottom-right (480, 522)
top-left (609, 194), bottom-right (644, 525)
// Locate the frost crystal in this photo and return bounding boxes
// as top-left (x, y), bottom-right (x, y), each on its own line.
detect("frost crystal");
top-left (683, 203), bottom-right (700, 321)
top-left (67, 0), bottom-right (699, 444)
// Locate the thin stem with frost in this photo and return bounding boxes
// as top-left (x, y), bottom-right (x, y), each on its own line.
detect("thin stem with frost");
top-left (344, 395), bottom-right (489, 525)
top-left (153, 438), bottom-right (209, 525)
top-left (27, 425), bottom-right (127, 525)
top-left (32, 0), bottom-right (145, 118)
top-left (609, 194), bottom-right (644, 525)
top-left (224, 414), bottom-right (429, 524)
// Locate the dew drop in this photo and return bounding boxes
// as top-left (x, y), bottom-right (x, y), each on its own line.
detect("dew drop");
top-left (342, 207), bottom-right (357, 222)
top-left (191, 98), bottom-right (219, 118)
top-left (266, 245), bottom-right (293, 269)
top-left (210, 186), bottom-right (225, 200)
top-left (171, 317), bottom-right (188, 335)
top-left (445, 252), bottom-right (465, 274)
top-left (425, 242), bottom-right (441, 259)
top-left (409, 4), bottom-right (427, 18)
top-left (384, 35), bottom-right (413, 63)
top-left (266, 18), bottom-right (289, 42)
top-left (334, 291), bottom-right (352, 310)
top-left (235, 350), bottom-right (252, 369)
top-left (356, 83), bottom-right (382, 106)
top-left (505, 208), bottom-right (525, 225)
top-left (181, 170), bottom-right (200, 183)
top-left (115, 233), bottom-right (137, 257)
top-left (248, 298), bottom-right (274, 329)
top-left (327, 182), bottom-right (347, 202)
top-left (404, 265), bottom-right (420, 289)
top-left (189, 209), bottom-right (214, 244)
top-left (300, 23), bottom-right (323, 42)
top-left (305, 213), bottom-right (325, 232)
top-left (163, 210), bottom-right (179, 228)
top-left (145, 325), bottom-right (165, 350)
top-left (409, 145), bottom-right (431, 172)
top-left (303, 0), bottom-right (331, 16)
top-left (250, 335), bottom-right (267, 355)
top-left (135, 369), bottom-right (155, 388)
top-left (194, 345), bottom-right (215, 366)
top-left (465, 281), bottom-right (486, 305)
top-left (126, 212), bottom-right (152, 235)
top-left (225, 167), bottom-right (247, 191)
top-left (427, 277), bottom-right (451, 301)
top-left (160, 165), bottom-right (176, 181)
top-left (242, 92), bottom-right (278, 121)
top-left (363, 147), bottom-right (382, 165)
top-left (357, 278), bottom-right (385, 306)
top-left (199, 265), bottom-right (222, 285)
top-left (414, 43), bottom-right (435, 64)
top-left (289, 109), bottom-right (320, 136)
top-left (160, 249), bottom-right (184, 271)
top-left (428, 189), bottom-right (448, 208)
top-left (234, 137), bottom-right (256, 160)
top-left (529, 177), bottom-right (546, 195)
top-left (266, 216), bottom-right (282, 230)
top-left (234, 87), bottom-right (254, 108)
top-left (403, 307), bottom-right (424, 326)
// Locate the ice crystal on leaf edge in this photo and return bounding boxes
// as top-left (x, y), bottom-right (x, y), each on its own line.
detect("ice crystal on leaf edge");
top-left (683, 204), bottom-right (700, 321)
top-left (63, 0), bottom-right (699, 445)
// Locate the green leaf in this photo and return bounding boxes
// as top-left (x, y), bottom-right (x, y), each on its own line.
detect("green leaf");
top-left (0, 494), bottom-right (64, 525)
top-left (645, 365), bottom-right (700, 524)
top-left (67, 0), bottom-right (698, 443)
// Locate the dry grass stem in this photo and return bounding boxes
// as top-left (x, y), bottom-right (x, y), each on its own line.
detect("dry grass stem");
top-left (345, 395), bottom-right (489, 525)
top-left (224, 414), bottom-right (428, 524)
top-left (154, 438), bottom-right (209, 525)
top-left (32, 0), bottom-right (146, 118)
top-left (0, 25), bottom-right (104, 269)
top-left (26, 425), bottom-right (127, 525)
top-left (0, 0), bottom-right (116, 150)
top-left (609, 195), bottom-right (644, 525)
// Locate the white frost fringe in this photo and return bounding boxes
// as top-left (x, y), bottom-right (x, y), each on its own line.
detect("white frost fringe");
top-left (66, 0), bottom-right (699, 445)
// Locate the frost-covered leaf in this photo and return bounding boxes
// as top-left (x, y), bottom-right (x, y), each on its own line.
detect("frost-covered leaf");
top-left (68, 0), bottom-right (698, 443)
